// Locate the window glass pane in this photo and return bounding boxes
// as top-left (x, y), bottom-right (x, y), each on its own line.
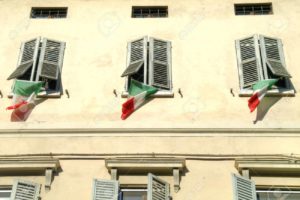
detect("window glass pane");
top-left (0, 189), bottom-right (11, 200)
top-left (257, 190), bottom-right (300, 200)
top-left (122, 191), bottom-right (147, 200)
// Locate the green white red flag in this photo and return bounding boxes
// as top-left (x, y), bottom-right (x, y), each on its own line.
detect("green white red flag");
top-left (121, 80), bottom-right (158, 120)
top-left (248, 79), bottom-right (278, 112)
top-left (6, 80), bottom-right (43, 110)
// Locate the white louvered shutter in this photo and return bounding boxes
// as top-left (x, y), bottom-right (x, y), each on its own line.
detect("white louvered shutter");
top-left (122, 37), bottom-right (148, 80)
top-left (92, 179), bottom-right (119, 200)
top-left (147, 173), bottom-right (170, 200)
top-left (149, 37), bottom-right (172, 90)
top-left (235, 35), bottom-right (263, 89)
top-left (7, 38), bottom-right (40, 80)
top-left (259, 35), bottom-right (291, 78)
top-left (232, 174), bottom-right (257, 200)
top-left (10, 180), bottom-right (40, 200)
top-left (37, 38), bottom-right (65, 80)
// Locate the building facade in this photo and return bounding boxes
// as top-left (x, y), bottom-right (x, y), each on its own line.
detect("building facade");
top-left (0, 0), bottom-right (300, 199)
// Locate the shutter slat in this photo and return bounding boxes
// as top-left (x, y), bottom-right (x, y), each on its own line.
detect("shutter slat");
top-left (236, 35), bottom-right (263, 89)
top-left (37, 38), bottom-right (65, 80)
top-left (149, 37), bottom-right (171, 90)
top-left (147, 173), bottom-right (170, 200)
top-left (10, 180), bottom-right (40, 200)
top-left (232, 174), bottom-right (257, 200)
top-left (92, 179), bottom-right (119, 200)
top-left (259, 35), bottom-right (291, 78)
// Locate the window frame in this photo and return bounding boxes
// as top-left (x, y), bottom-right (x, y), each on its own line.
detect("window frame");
top-left (234, 3), bottom-right (273, 16)
top-left (120, 188), bottom-right (147, 200)
top-left (30, 7), bottom-right (68, 19)
top-left (131, 6), bottom-right (168, 18)
top-left (235, 34), bottom-right (295, 97)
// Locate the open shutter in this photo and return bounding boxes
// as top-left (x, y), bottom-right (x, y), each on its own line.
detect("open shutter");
top-left (259, 35), bottom-right (291, 78)
top-left (92, 179), bottom-right (119, 200)
top-left (122, 37), bottom-right (148, 79)
top-left (10, 180), bottom-right (40, 200)
top-left (7, 38), bottom-right (40, 80)
top-left (232, 174), bottom-right (257, 200)
top-left (235, 35), bottom-right (263, 89)
top-left (147, 173), bottom-right (170, 200)
top-left (37, 38), bottom-right (65, 80)
top-left (149, 38), bottom-right (172, 90)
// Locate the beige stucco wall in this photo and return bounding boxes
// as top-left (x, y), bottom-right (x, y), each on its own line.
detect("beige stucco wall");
top-left (0, 0), bottom-right (300, 199)
top-left (0, 0), bottom-right (299, 128)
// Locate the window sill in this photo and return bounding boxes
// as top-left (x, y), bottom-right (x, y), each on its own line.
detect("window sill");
top-left (7, 91), bottom-right (62, 98)
top-left (239, 89), bottom-right (295, 97)
top-left (121, 91), bottom-right (174, 98)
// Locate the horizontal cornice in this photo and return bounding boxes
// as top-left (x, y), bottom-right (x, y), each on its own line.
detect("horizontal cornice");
top-left (1, 128), bottom-right (300, 137)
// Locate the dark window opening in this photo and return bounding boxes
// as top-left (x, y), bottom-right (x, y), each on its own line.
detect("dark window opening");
top-left (128, 64), bottom-right (145, 88)
top-left (31, 7), bottom-right (68, 18)
top-left (120, 188), bottom-right (147, 200)
top-left (235, 3), bottom-right (272, 15)
top-left (132, 6), bottom-right (168, 18)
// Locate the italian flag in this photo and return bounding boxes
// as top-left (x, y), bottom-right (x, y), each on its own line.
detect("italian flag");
top-left (248, 79), bottom-right (278, 112)
top-left (121, 80), bottom-right (158, 120)
top-left (6, 80), bottom-right (43, 110)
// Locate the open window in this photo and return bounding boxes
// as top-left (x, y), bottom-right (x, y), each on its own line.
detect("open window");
top-left (92, 173), bottom-right (170, 200)
top-left (233, 157), bottom-right (300, 200)
top-left (7, 37), bottom-right (66, 97)
top-left (235, 34), bottom-right (294, 96)
top-left (121, 36), bottom-right (173, 97)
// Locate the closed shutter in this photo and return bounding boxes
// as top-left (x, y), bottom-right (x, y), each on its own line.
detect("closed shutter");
top-left (10, 179), bottom-right (40, 200)
top-left (149, 37), bottom-right (172, 90)
top-left (232, 174), bottom-right (257, 200)
top-left (235, 35), bottom-right (263, 89)
top-left (147, 173), bottom-right (170, 200)
top-left (7, 38), bottom-right (40, 80)
top-left (92, 179), bottom-right (119, 200)
top-left (122, 37), bottom-right (148, 79)
top-left (37, 38), bottom-right (66, 80)
top-left (259, 35), bottom-right (291, 78)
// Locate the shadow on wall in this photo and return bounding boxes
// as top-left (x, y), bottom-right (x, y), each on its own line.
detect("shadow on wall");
top-left (10, 98), bottom-right (47, 122)
top-left (254, 97), bottom-right (282, 123)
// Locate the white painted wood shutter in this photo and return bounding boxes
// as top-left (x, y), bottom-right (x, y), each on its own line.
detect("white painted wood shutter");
top-left (235, 35), bottom-right (263, 89)
top-left (92, 179), bottom-right (119, 200)
top-left (7, 37), bottom-right (40, 80)
top-left (37, 38), bottom-right (65, 81)
top-left (147, 173), bottom-right (170, 200)
top-left (259, 35), bottom-right (291, 78)
top-left (149, 37), bottom-right (172, 90)
top-left (232, 174), bottom-right (257, 200)
top-left (10, 179), bottom-right (40, 200)
top-left (122, 37), bottom-right (148, 80)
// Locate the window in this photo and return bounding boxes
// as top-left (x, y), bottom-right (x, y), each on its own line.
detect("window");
top-left (121, 36), bottom-right (173, 97)
top-left (31, 7), bottom-right (68, 18)
top-left (233, 174), bottom-right (300, 200)
top-left (7, 37), bottom-right (66, 96)
top-left (234, 3), bottom-right (273, 15)
top-left (92, 174), bottom-right (170, 200)
top-left (235, 34), bottom-right (293, 94)
top-left (132, 6), bottom-right (168, 18)
top-left (0, 188), bottom-right (11, 200)
top-left (121, 189), bottom-right (147, 200)
top-left (257, 189), bottom-right (300, 200)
